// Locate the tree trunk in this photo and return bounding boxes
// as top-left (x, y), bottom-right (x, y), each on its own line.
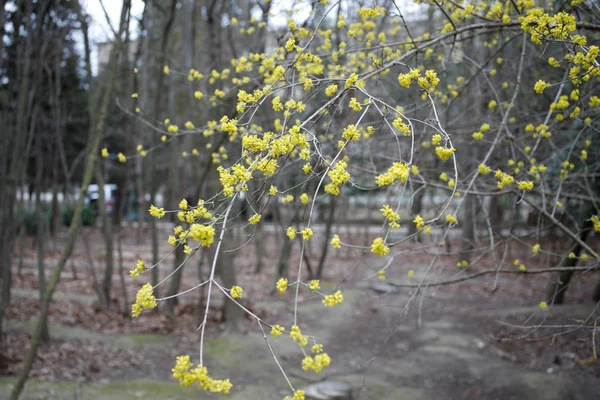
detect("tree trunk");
top-left (253, 219), bottom-right (264, 274)
top-left (81, 230), bottom-right (108, 309)
top-left (9, 2), bottom-right (130, 397)
top-left (459, 193), bottom-right (476, 265)
top-left (218, 241), bottom-right (244, 333)
top-left (316, 197), bottom-right (336, 279)
top-left (546, 213), bottom-right (594, 304)
top-left (592, 280), bottom-right (600, 302)
top-left (166, 245), bottom-right (185, 322)
top-left (96, 166), bottom-right (114, 306)
top-left (407, 185), bottom-right (424, 240)
top-left (34, 140), bottom-right (49, 342)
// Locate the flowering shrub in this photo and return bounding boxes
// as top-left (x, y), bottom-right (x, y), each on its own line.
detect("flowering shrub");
top-left (102, 1), bottom-right (599, 397)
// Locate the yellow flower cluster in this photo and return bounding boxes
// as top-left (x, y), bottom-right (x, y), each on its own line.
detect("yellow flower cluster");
top-left (230, 285), bottom-right (243, 299)
top-left (344, 72), bottom-right (365, 89)
top-left (322, 290), bottom-right (344, 307)
top-left (517, 180), bottom-right (534, 191)
top-left (301, 227), bottom-right (313, 241)
top-left (445, 214), bottom-right (458, 224)
top-left (302, 353), bottom-right (332, 373)
top-left (534, 80), bottom-right (548, 94)
top-left (349, 98), bottom-right (362, 111)
top-left (309, 280), bottom-right (320, 291)
top-left (218, 164), bottom-right (252, 197)
top-left (331, 234), bottom-right (341, 248)
top-left (342, 124), bottom-right (360, 141)
top-left (277, 278), bottom-right (288, 294)
top-left (398, 69), bottom-right (439, 90)
top-left (325, 84), bottom-right (338, 96)
top-left (283, 390), bottom-right (305, 400)
top-left (286, 227), bottom-right (297, 240)
top-left (592, 216), bottom-right (600, 232)
top-left (495, 169), bottom-right (514, 189)
top-left (435, 146), bottom-right (456, 161)
top-left (371, 237), bottom-right (390, 256)
top-left (380, 204), bottom-right (400, 228)
top-left (375, 162), bottom-right (409, 186)
top-left (171, 355), bottom-right (232, 393)
top-left (479, 164), bottom-right (491, 175)
top-left (392, 117), bottom-right (410, 136)
top-left (519, 10), bottom-right (576, 44)
top-left (325, 160), bottom-right (351, 195)
top-left (290, 325), bottom-right (309, 346)
top-left (249, 214), bottom-right (261, 224)
top-left (131, 283), bottom-right (157, 317)
top-left (242, 133), bottom-right (271, 153)
top-left (271, 325), bottom-right (285, 337)
top-left (129, 260), bottom-right (145, 278)
top-left (189, 224), bottom-right (215, 247)
top-left (413, 214), bottom-right (424, 230)
top-left (149, 205), bottom-right (165, 218)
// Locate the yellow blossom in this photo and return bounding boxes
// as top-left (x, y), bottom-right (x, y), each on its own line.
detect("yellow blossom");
top-left (271, 325), bottom-right (285, 337)
top-left (371, 237), bottom-right (390, 256)
top-left (534, 80), bottom-right (548, 94)
top-left (331, 234), bottom-right (341, 249)
top-left (301, 227), bottom-right (313, 241)
top-left (131, 283), bottom-right (157, 317)
top-left (230, 285), bottom-right (243, 299)
top-left (446, 214), bottom-right (457, 224)
top-left (435, 146), bottom-right (456, 161)
top-left (414, 215), bottom-right (424, 230)
top-left (276, 278), bottom-right (288, 294)
top-left (322, 290), bottom-right (343, 306)
top-left (286, 227), bottom-right (297, 240)
top-left (149, 205), bottom-right (165, 218)
top-left (309, 280), bottom-right (320, 291)
top-left (300, 193), bottom-right (309, 205)
top-left (249, 213), bottom-right (261, 224)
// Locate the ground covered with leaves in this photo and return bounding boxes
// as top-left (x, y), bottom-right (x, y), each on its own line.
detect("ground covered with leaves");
top-left (1, 225), bottom-right (599, 399)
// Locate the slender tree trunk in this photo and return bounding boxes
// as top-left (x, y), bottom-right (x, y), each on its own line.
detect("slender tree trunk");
top-left (592, 281), bottom-right (600, 302)
top-left (116, 168), bottom-right (130, 315)
top-left (253, 220), bottom-right (264, 274)
top-left (81, 230), bottom-right (107, 308)
top-left (275, 207), bottom-right (301, 288)
top-left (316, 197), bottom-right (336, 279)
top-left (459, 193), bottom-right (476, 265)
top-left (546, 212), bottom-right (594, 304)
top-left (34, 140), bottom-right (49, 342)
top-left (95, 166), bottom-right (114, 307)
top-left (148, 0), bottom-right (178, 293)
top-left (218, 241), bottom-right (244, 333)
top-left (407, 185), bottom-right (424, 240)
top-left (10, 2), bottom-right (130, 397)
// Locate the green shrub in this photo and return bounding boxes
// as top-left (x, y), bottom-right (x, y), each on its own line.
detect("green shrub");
top-left (17, 208), bottom-right (52, 235)
top-left (61, 204), bottom-right (95, 227)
